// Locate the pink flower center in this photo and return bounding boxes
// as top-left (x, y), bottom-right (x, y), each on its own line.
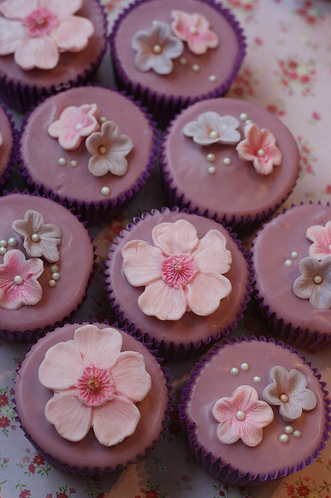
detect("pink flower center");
top-left (77, 366), bottom-right (114, 407)
top-left (161, 253), bottom-right (197, 288)
top-left (23, 8), bottom-right (58, 37)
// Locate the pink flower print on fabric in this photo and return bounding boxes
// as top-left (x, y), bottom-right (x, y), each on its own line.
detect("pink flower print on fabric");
top-left (262, 366), bottom-right (317, 422)
top-left (121, 219), bottom-right (232, 321)
top-left (131, 21), bottom-right (183, 75)
top-left (182, 112), bottom-right (241, 145)
top-left (236, 123), bottom-right (282, 175)
top-left (48, 104), bottom-right (99, 151)
top-left (171, 10), bottom-right (218, 55)
top-left (306, 221), bottom-right (331, 260)
top-left (212, 385), bottom-right (274, 447)
top-left (38, 325), bottom-right (152, 446)
top-left (86, 120), bottom-right (133, 177)
top-left (293, 255), bottom-right (331, 310)
top-left (0, 0), bottom-right (94, 70)
top-left (12, 209), bottom-right (61, 263)
top-left (0, 249), bottom-right (43, 310)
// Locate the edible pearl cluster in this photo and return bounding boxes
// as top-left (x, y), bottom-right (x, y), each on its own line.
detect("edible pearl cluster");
top-left (279, 425), bottom-right (301, 444)
top-left (0, 237), bottom-right (17, 255)
top-left (48, 264), bottom-right (60, 288)
top-left (284, 250), bottom-right (299, 268)
top-left (229, 361), bottom-right (262, 383)
top-left (178, 55), bottom-right (216, 81)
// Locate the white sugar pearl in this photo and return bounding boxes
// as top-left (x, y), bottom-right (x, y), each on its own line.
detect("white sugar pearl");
top-left (206, 153), bottom-right (215, 162)
top-left (293, 430), bottom-right (301, 438)
top-left (50, 264), bottom-right (59, 273)
top-left (14, 275), bottom-right (23, 285)
top-left (284, 425), bottom-right (293, 434)
top-left (209, 75), bottom-right (216, 82)
top-left (208, 166), bottom-right (216, 175)
top-left (192, 64), bottom-right (200, 72)
top-left (70, 160), bottom-right (79, 168)
top-left (8, 237), bottom-right (17, 247)
top-left (236, 410), bottom-right (245, 420)
top-left (101, 186), bottom-right (111, 196)
top-left (230, 367), bottom-right (239, 376)
top-left (223, 157), bottom-right (231, 165)
top-left (284, 259), bottom-right (293, 268)
top-left (0, 247), bottom-right (6, 255)
top-left (253, 376), bottom-right (261, 383)
top-left (48, 279), bottom-right (56, 288)
top-left (52, 272), bottom-right (60, 281)
top-left (240, 362), bottom-right (249, 371)
top-left (240, 112), bottom-right (248, 122)
top-left (279, 434), bottom-right (289, 443)
top-left (58, 157), bottom-right (67, 166)
top-left (0, 240), bottom-right (7, 247)
top-left (291, 251), bottom-right (298, 259)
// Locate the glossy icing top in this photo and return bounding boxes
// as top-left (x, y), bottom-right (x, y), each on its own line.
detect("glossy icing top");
top-left (20, 86), bottom-right (155, 204)
top-left (162, 98), bottom-right (300, 222)
top-left (0, 194), bottom-right (94, 333)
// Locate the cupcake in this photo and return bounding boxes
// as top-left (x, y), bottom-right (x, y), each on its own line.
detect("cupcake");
top-left (160, 98), bottom-right (300, 234)
top-left (179, 336), bottom-right (330, 486)
top-left (251, 203), bottom-right (331, 350)
top-left (18, 85), bottom-right (158, 224)
top-left (110, 0), bottom-right (246, 127)
top-left (105, 207), bottom-right (253, 360)
top-left (0, 100), bottom-right (17, 190)
top-left (0, 0), bottom-right (107, 113)
top-left (0, 192), bottom-right (94, 341)
top-left (14, 322), bottom-right (171, 475)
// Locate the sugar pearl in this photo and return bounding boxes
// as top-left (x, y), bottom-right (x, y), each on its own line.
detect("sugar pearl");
top-left (291, 251), bottom-right (298, 259)
top-left (293, 430), bottom-right (301, 438)
top-left (206, 153), bottom-right (215, 162)
top-left (192, 64), bottom-right (200, 72)
top-left (230, 367), bottom-right (239, 376)
top-left (153, 44), bottom-right (162, 54)
top-left (253, 376), bottom-right (262, 383)
top-left (0, 240), bottom-right (7, 247)
top-left (51, 264), bottom-right (59, 273)
top-left (279, 434), bottom-right (289, 443)
top-left (284, 259), bottom-right (293, 268)
top-left (14, 275), bottom-right (23, 285)
top-left (280, 393), bottom-right (289, 403)
top-left (31, 233), bottom-right (40, 243)
top-left (100, 116), bottom-right (107, 123)
top-left (70, 160), bottom-right (79, 168)
top-left (58, 157), bottom-right (67, 166)
top-left (313, 275), bottom-right (323, 284)
top-left (0, 247), bottom-right (6, 255)
top-left (284, 425), bottom-right (293, 434)
top-left (101, 186), bottom-right (111, 196)
top-left (75, 123), bottom-right (83, 131)
top-left (190, 26), bottom-right (198, 35)
top-left (209, 130), bottom-right (218, 139)
top-left (209, 75), bottom-right (216, 82)
top-left (179, 57), bottom-right (187, 65)
top-left (208, 166), bottom-right (216, 175)
top-left (240, 112), bottom-right (248, 122)
top-left (257, 149), bottom-right (265, 157)
top-left (48, 279), bottom-right (56, 288)
top-left (8, 237), bottom-right (17, 247)
top-left (240, 362), bottom-right (249, 371)
top-left (223, 157), bottom-right (231, 165)
top-left (98, 146), bottom-right (107, 155)
top-left (236, 410), bottom-right (245, 420)
top-left (52, 272), bottom-right (60, 281)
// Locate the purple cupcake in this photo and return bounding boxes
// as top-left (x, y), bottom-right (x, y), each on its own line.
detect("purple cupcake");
top-left (160, 97), bottom-right (300, 234)
top-left (105, 207), bottom-right (253, 360)
top-left (18, 85), bottom-right (158, 224)
top-left (179, 335), bottom-right (331, 486)
top-left (0, 100), bottom-right (17, 190)
top-left (14, 322), bottom-right (172, 475)
top-left (110, 0), bottom-right (246, 127)
top-left (251, 203), bottom-right (331, 350)
top-left (0, 0), bottom-right (107, 113)
top-left (0, 192), bottom-right (95, 342)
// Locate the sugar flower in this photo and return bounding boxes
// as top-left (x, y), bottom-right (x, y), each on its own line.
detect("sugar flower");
top-left (306, 220), bottom-right (331, 260)
top-left (38, 325), bottom-right (152, 446)
top-left (183, 112), bottom-right (241, 145)
top-left (131, 21), bottom-right (183, 75)
top-left (48, 104), bottom-right (99, 151)
top-left (121, 219), bottom-right (232, 321)
top-left (0, 0), bottom-right (94, 71)
top-left (171, 10), bottom-right (218, 55)
top-left (0, 249), bottom-right (43, 310)
top-left (263, 366), bottom-right (317, 422)
top-left (212, 385), bottom-right (274, 447)
top-left (236, 123), bottom-right (282, 175)
top-left (86, 120), bottom-right (133, 177)
top-left (293, 255), bottom-right (331, 310)
top-left (12, 210), bottom-right (61, 263)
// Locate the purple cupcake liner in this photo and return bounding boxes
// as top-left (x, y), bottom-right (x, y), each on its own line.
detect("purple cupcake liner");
top-left (0, 0), bottom-right (107, 114)
top-left (13, 320), bottom-right (174, 476)
top-left (109, 0), bottom-right (246, 128)
top-left (0, 101), bottom-right (19, 191)
top-left (104, 206), bottom-right (254, 360)
top-left (251, 202), bottom-right (331, 350)
top-left (18, 84), bottom-right (160, 225)
top-left (178, 335), bottom-right (331, 486)
top-left (0, 189), bottom-right (97, 342)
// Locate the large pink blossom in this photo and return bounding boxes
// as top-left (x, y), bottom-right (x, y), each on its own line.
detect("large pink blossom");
top-left (212, 385), bottom-right (274, 447)
top-left (171, 10), bottom-right (219, 55)
top-left (0, 0), bottom-right (94, 70)
top-left (38, 325), bottom-right (152, 446)
top-left (306, 221), bottom-right (331, 260)
top-left (121, 220), bottom-right (232, 321)
top-left (236, 123), bottom-right (282, 175)
top-left (0, 249), bottom-right (43, 310)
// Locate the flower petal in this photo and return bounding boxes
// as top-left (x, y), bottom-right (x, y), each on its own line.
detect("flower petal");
top-left (42, 0), bottom-right (82, 18)
top-left (45, 391), bottom-right (92, 442)
top-left (0, 0), bottom-right (38, 19)
top-left (111, 351), bottom-right (151, 402)
top-left (74, 325), bottom-right (123, 368)
top-left (121, 240), bottom-right (163, 287)
top-left (138, 279), bottom-right (187, 320)
top-left (152, 220), bottom-right (199, 255)
top-left (186, 271), bottom-right (232, 316)
top-left (50, 16), bottom-right (94, 52)
top-left (0, 18), bottom-right (26, 55)
top-left (192, 229), bottom-right (232, 274)
top-left (15, 35), bottom-right (59, 70)
top-left (92, 396), bottom-right (141, 446)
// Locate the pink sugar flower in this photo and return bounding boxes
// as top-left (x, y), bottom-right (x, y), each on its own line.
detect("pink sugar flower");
top-left (236, 123), bottom-right (282, 175)
top-left (182, 112), bottom-right (241, 145)
top-left (212, 385), bottom-right (274, 447)
top-left (171, 10), bottom-right (219, 55)
top-left (293, 255), bottom-right (331, 310)
top-left (306, 221), bottom-right (331, 260)
top-left (121, 220), bottom-right (232, 321)
top-left (0, 249), bottom-right (43, 310)
top-left (48, 104), bottom-right (100, 151)
top-left (263, 366), bottom-right (317, 422)
top-left (38, 325), bottom-right (152, 446)
top-left (0, 0), bottom-right (94, 70)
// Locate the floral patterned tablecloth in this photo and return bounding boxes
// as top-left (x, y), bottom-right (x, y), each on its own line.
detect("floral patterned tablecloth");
top-left (1, 1), bottom-right (331, 497)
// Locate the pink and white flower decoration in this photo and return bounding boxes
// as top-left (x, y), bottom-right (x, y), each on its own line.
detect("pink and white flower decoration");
top-left (236, 123), bottom-right (282, 175)
top-left (171, 10), bottom-right (218, 55)
top-left (212, 385), bottom-right (274, 447)
top-left (183, 112), bottom-right (241, 145)
top-left (38, 325), bottom-right (152, 446)
top-left (306, 221), bottom-right (331, 260)
top-left (0, 249), bottom-right (43, 310)
top-left (263, 366), bottom-right (317, 422)
top-left (86, 120), bottom-right (133, 177)
top-left (121, 220), bottom-right (232, 321)
top-left (131, 21), bottom-right (183, 75)
top-left (12, 210), bottom-right (61, 263)
top-left (0, 0), bottom-right (94, 70)
top-left (293, 255), bottom-right (331, 310)
top-left (48, 104), bottom-right (99, 151)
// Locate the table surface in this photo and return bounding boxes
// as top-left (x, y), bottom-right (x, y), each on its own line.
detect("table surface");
top-left (1, 1), bottom-right (331, 497)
